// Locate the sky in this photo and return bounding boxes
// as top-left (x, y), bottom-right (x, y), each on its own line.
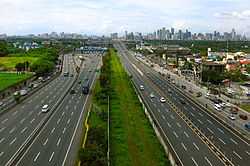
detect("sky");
top-left (0, 0), bottom-right (250, 36)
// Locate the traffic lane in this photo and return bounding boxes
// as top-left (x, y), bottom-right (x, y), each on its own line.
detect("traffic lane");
top-left (147, 73), bottom-right (250, 164)
top-left (122, 54), bottom-right (224, 166)
top-left (16, 59), bottom-right (98, 166)
top-left (0, 78), bottom-right (74, 165)
top-left (0, 55), bottom-right (77, 164)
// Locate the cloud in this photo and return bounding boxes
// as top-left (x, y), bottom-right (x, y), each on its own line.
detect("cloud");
top-left (214, 10), bottom-right (250, 20)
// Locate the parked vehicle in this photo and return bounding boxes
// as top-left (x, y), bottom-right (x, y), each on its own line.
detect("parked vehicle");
top-left (82, 81), bottom-right (90, 94)
top-left (228, 114), bottom-right (236, 120)
top-left (140, 85), bottom-right (144, 90)
top-left (196, 92), bottom-right (202, 97)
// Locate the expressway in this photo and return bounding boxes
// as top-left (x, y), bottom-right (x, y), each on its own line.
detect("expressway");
top-left (0, 54), bottom-right (76, 165)
top-left (15, 54), bottom-right (101, 166)
top-left (114, 43), bottom-right (225, 166)
top-left (115, 42), bottom-right (250, 166)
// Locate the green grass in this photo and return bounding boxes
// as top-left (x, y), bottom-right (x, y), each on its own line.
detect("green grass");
top-left (109, 49), bottom-right (169, 166)
top-left (239, 104), bottom-right (250, 113)
top-left (0, 72), bottom-right (33, 91)
top-left (0, 57), bottom-right (38, 70)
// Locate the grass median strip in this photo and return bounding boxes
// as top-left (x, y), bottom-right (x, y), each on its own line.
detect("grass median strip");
top-left (78, 49), bottom-right (169, 166)
top-left (110, 49), bottom-right (169, 166)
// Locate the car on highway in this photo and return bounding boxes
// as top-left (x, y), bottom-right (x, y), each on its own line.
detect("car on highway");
top-left (42, 104), bottom-right (49, 113)
top-left (20, 89), bottom-right (28, 96)
top-left (228, 114), bottom-right (236, 120)
top-left (140, 85), bottom-right (144, 90)
top-left (214, 104), bottom-right (222, 111)
top-left (160, 97), bottom-right (166, 103)
top-left (245, 122), bottom-right (250, 130)
top-left (150, 93), bottom-right (155, 98)
top-left (0, 101), bottom-right (3, 106)
top-left (70, 74), bottom-right (74, 77)
top-left (196, 92), bottom-right (202, 97)
top-left (33, 83), bottom-right (39, 88)
top-left (64, 72), bottom-right (69, 77)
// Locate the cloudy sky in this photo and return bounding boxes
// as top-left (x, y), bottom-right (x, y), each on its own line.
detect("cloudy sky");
top-left (0, 0), bottom-right (250, 36)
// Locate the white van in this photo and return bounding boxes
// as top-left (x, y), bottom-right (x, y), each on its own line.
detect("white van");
top-left (42, 104), bottom-right (49, 113)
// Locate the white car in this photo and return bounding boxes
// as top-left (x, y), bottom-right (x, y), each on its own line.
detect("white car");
top-left (140, 85), bottom-right (144, 90)
top-left (160, 97), bottom-right (166, 103)
top-left (42, 104), bottom-right (49, 113)
top-left (214, 105), bottom-right (222, 111)
top-left (20, 89), bottom-right (28, 96)
top-left (228, 114), bottom-right (236, 120)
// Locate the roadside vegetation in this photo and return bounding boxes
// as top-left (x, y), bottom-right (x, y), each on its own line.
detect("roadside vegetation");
top-left (239, 104), bottom-right (250, 113)
top-left (79, 49), bottom-right (169, 166)
top-left (0, 72), bottom-right (33, 91)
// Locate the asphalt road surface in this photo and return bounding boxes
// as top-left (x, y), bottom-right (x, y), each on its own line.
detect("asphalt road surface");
top-left (116, 42), bottom-right (250, 165)
top-left (15, 54), bottom-right (101, 166)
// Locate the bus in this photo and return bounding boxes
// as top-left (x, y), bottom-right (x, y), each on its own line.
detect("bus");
top-left (82, 80), bottom-right (90, 94)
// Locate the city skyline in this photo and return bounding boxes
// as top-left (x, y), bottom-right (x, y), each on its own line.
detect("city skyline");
top-left (0, 0), bottom-right (250, 36)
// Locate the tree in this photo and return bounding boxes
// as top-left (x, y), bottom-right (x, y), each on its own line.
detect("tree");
top-left (30, 59), bottom-right (54, 76)
top-left (0, 41), bottom-right (8, 56)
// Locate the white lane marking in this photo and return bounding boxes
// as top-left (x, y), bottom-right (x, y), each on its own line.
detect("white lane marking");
top-left (71, 112), bottom-right (74, 116)
top-left (20, 118), bottom-right (26, 124)
top-left (33, 152), bottom-right (40, 162)
top-left (0, 138), bottom-right (5, 144)
top-left (57, 118), bottom-right (61, 124)
top-left (181, 142), bottom-right (187, 151)
top-left (63, 128), bottom-right (66, 134)
top-left (69, 100), bottom-right (72, 104)
top-left (176, 122), bottom-right (181, 128)
top-left (207, 119), bottom-right (212, 124)
top-left (170, 115), bottom-right (175, 119)
top-left (207, 127), bottom-right (214, 134)
top-left (21, 127), bottom-right (28, 134)
top-left (173, 131), bottom-right (179, 138)
top-left (49, 152), bottom-right (54, 162)
top-left (51, 127), bottom-right (55, 134)
top-left (74, 106), bottom-right (77, 110)
top-left (167, 122), bottom-right (172, 128)
top-left (191, 106), bottom-right (195, 110)
top-left (57, 138), bottom-right (61, 146)
top-left (0, 152), bottom-right (4, 157)
top-left (191, 157), bottom-right (199, 166)
top-left (2, 118), bottom-right (8, 124)
top-left (43, 138), bottom-right (48, 146)
top-left (217, 128), bottom-right (224, 134)
top-left (66, 106), bottom-right (69, 110)
top-left (9, 127), bottom-right (16, 134)
top-left (219, 138), bottom-right (226, 145)
top-left (246, 151), bottom-right (250, 156)
top-left (76, 100), bottom-right (80, 104)
top-left (0, 127), bottom-right (6, 133)
top-left (193, 142), bottom-right (200, 150)
top-left (233, 151), bottom-right (242, 160)
top-left (204, 156), bottom-right (213, 166)
top-left (162, 115), bottom-right (166, 120)
top-left (67, 119), bottom-right (71, 124)
top-left (9, 137), bottom-right (17, 145)
top-left (37, 111), bottom-right (41, 116)
top-left (230, 138), bottom-right (238, 145)
top-left (184, 131), bottom-right (189, 138)
top-left (12, 111), bottom-right (18, 116)
top-left (197, 119), bottom-right (203, 124)
top-left (190, 112), bottom-right (195, 117)
top-left (30, 118), bottom-right (35, 124)
top-left (198, 112), bottom-right (203, 117)
top-left (62, 112), bottom-right (65, 116)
